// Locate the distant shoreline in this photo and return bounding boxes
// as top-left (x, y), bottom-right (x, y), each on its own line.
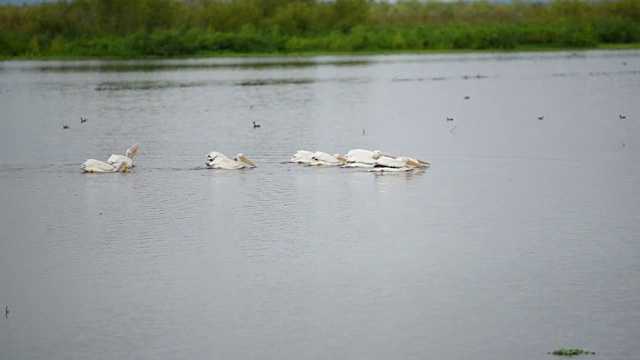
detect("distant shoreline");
top-left (2, 0), bottom-right (638, 59)
top-left (2, 43), bottom-right (639, 62)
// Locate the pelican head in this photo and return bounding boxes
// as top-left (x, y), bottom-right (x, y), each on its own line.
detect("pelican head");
top-left (235, 153), bottom-right (257, 168)
top-left (395, 157), bottom-right (429, 168)
top-left (125, 143), bottom-right (140, 159)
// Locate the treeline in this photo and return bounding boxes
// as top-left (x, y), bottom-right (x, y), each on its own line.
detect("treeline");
top-left (0, 0), bottom-right (639, 57)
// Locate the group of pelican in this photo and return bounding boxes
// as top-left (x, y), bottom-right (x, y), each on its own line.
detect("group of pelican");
top-left (81, 144), bottom-right (429, 173)
top-left (291, 149), bottom-right (429, 172)
top-left (81, 143), bottom-right (139, 173)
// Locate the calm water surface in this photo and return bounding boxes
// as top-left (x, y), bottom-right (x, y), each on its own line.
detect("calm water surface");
top-left (1, 51), bottom-right (639, 359)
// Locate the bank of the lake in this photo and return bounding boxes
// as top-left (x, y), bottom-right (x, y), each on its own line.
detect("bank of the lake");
top-left (1, 0), bottom-right (639, 59)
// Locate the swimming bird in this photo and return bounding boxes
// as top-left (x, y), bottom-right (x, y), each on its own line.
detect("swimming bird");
top-left (619, 114), bottom-right (626, 119)
top-left (80, 117), bottom-right (87, 123)
top-left (446, 117), bottom-right (454, 122)
top-left (362, 129), bottom-right (365, 136)
top-left (290, 150), bottom-right (316, 164)
top-left (368, 156), bottom-right (424, 172)
top-left (5, 306), bottom-right (7, 317)
top-left (81, 158), bottom-right (131, 173)
top-left (63, 125), bottom-right (69, 129)
top-left (464, 96), bottom-right (470, 100)
top-left (343, 149), bottom-right (393, 167)
top-left (538, 116), bottom-right (544, 120)
top-left (206, 152), bottom-right (256, 169)
top-left (253, 121), bottom-right (260, 128)
top-left (309, 152), bottom-right (347, 166)
top-left (107, 143), bottom-right (139, 167)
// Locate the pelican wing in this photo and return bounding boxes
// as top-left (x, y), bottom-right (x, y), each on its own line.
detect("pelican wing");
top-left (346, 154), bottom-right (377, 165)
top-left (375, 156), bottom-right (409, 169)
top-left (107, 154), bottom-right (129, 165)
top-left (107, 143), bottom-right (139, 166)
top-left (209, 158), bottom-right (246, 169)
top-left (311, 152), bottom-right (343, 166)
top-left (291, 150), bottom-right (315, 164)
top-left (345, 149), bottom-right (392, 165)
top-left (206, 151), bottom-right (230, 160)
top-left (81, 159), bottom-right (116, 173)
top-left (346, 149), bottom-right (373, 158)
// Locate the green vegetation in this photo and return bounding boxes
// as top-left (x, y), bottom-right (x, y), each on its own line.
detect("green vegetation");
top-left (1, 0), bottom-right (639, 58)
top-left (550, 348), bottom-right (596, 356)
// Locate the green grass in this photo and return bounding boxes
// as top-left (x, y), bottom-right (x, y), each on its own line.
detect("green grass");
top-left (550, 348), bottom-right (596, 356)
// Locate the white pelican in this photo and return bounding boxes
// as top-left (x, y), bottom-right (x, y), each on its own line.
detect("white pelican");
top-left (81, 158), bottom-right (131, 173)
top-left (368, 156), bottom-right (423, 172)
top-left (107, 143), bottom-right (139, 166)
top-left (309, 152), bottom-right (347, 166)
top-left (344, 149), bottom-right (393, 167)
top-left (290, 150), bottom-right (315, 164)
top-left (206, 152), bottom-right (256, 169)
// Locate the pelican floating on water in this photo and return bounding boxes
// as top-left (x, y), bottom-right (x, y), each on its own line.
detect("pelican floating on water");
top-left (290, 150), bottom-right (315, 164)
top-left (368, 156), bottom-right (425, 172)
top-left (107, 143), bottom-right (139, 167)
top-left (206, 152), bottom-right (256, 169)
top-left (81, 158), bottom-right (131, 173)
top-left (310, 152), bottom-right (347, 166)
top-left (343, 149), bottom-right (393, 167)
top-left (290, 150), bottom-right (347, 166)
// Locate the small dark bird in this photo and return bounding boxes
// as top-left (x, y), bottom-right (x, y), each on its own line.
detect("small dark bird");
top-left (63, 125), bottom-right (70, 129)
top-left (446, 117), bottom-right (454, 122)
top-left (80, 117), bottom-right (87, 123)
top-left (253, 121), bottom-right (260, 128)
top-left (362, 129), bottom-right (365, 136)
top-left (622, 142), bottom-right (626, 147)
top-left (619, 114), bottom-right (626, 119)
top-left (464, 96), bottom-right (470, 100)
top-left (538, 116), bottom-right (544, 120)
top-left (622, 62), bottom-right (627, 66)
top-left (5, 306), bottom-right (8, 317)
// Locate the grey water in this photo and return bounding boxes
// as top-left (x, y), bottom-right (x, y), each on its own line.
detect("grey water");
top-left (1, 50), bottom-right (639, 360)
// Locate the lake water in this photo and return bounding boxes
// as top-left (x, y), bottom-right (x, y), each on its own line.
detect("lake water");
top-left (1, 50), bottom-right (639, 360)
